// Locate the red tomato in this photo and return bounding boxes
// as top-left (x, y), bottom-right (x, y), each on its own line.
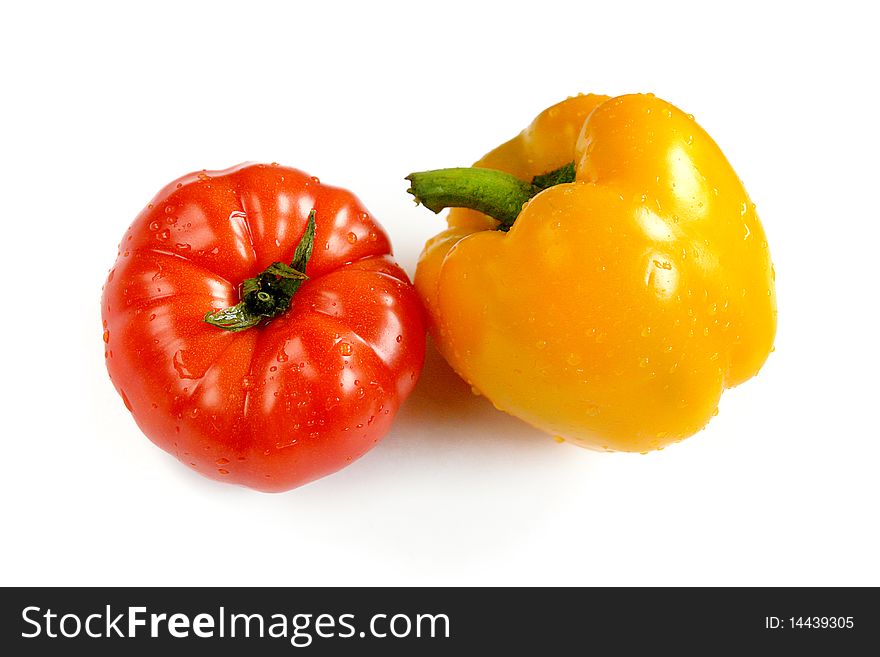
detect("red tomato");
top-left (102, 163), bottom-right (425, 492)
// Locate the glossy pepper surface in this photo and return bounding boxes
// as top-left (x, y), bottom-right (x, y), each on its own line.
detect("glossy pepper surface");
top-left (408, 94), bottom-right (776, 452)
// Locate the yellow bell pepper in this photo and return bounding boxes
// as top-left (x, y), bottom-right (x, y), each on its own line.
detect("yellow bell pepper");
top-left (407, 93), bottom-right (776, 452)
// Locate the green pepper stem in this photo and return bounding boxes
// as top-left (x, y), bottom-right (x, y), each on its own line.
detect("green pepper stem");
top-left (204, 211), bottom-right (316, 332)
top-left (405, 162), bottom-right (576, 231)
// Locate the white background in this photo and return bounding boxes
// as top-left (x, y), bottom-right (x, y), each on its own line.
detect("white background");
top-left (1, 1), bottom-right (878, 586)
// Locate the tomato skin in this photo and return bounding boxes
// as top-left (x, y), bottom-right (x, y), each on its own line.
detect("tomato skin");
top-left (102, 163), bottom-right (425, 492)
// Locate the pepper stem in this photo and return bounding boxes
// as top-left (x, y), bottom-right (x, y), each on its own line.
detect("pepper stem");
top-left (405, 162), bottom-right (576, 231)
top-left (204, 211), bottom-right (316, 332)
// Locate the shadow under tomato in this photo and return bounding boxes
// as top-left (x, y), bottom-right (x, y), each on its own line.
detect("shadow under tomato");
top-left (267, 338), bottom-right (596, 582)
top-left (360, 336), bottom-right (594, 474)
top-left (392, 338), bottom-right (554, 445)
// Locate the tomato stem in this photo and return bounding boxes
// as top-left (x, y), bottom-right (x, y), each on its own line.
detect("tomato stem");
top-left (405, 162), bottom-right (575, 231)
top-left (204, 211), bottom-right (316, 332)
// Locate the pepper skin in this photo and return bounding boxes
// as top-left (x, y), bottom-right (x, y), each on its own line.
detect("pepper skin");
top-left (410, 94), bottom-right (776, 452)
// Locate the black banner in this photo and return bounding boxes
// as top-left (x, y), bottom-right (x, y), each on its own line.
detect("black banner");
top-left (1, 587), bottom-right (874, 654)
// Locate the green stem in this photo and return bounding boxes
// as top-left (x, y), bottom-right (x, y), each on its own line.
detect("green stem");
top-left (204, 211), bottom-right (316, 332)
top-left (405, 162), bottom-right (576, 231)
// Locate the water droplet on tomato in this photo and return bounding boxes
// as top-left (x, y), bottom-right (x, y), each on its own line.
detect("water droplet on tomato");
top-left (395, 335), bottom-right (402, 343)
top-left (367, 232), bottom-right (377, 242)
top-left (165, 205), bottom-right (174, 214)
top-left (338, 342), bottom-right (353, 356)
top-left (102, 329), bottom-right (110, 343)
top-left (310, 176), bottom-right (320, 184)
top-left (119, 389), bottom-right (133, 412)
top-left (157, 229), bottom-right (170, 240)
top-left (218, 468), bottom-right (229, 475)
top-left (277, 349), bottom-right (288, 363)
top-left (172, 349), bottom-right (203, 379)
top-left (347, 232), bottom-right (358, 244)
top-left (175, 243), bottom-right (190, 251)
